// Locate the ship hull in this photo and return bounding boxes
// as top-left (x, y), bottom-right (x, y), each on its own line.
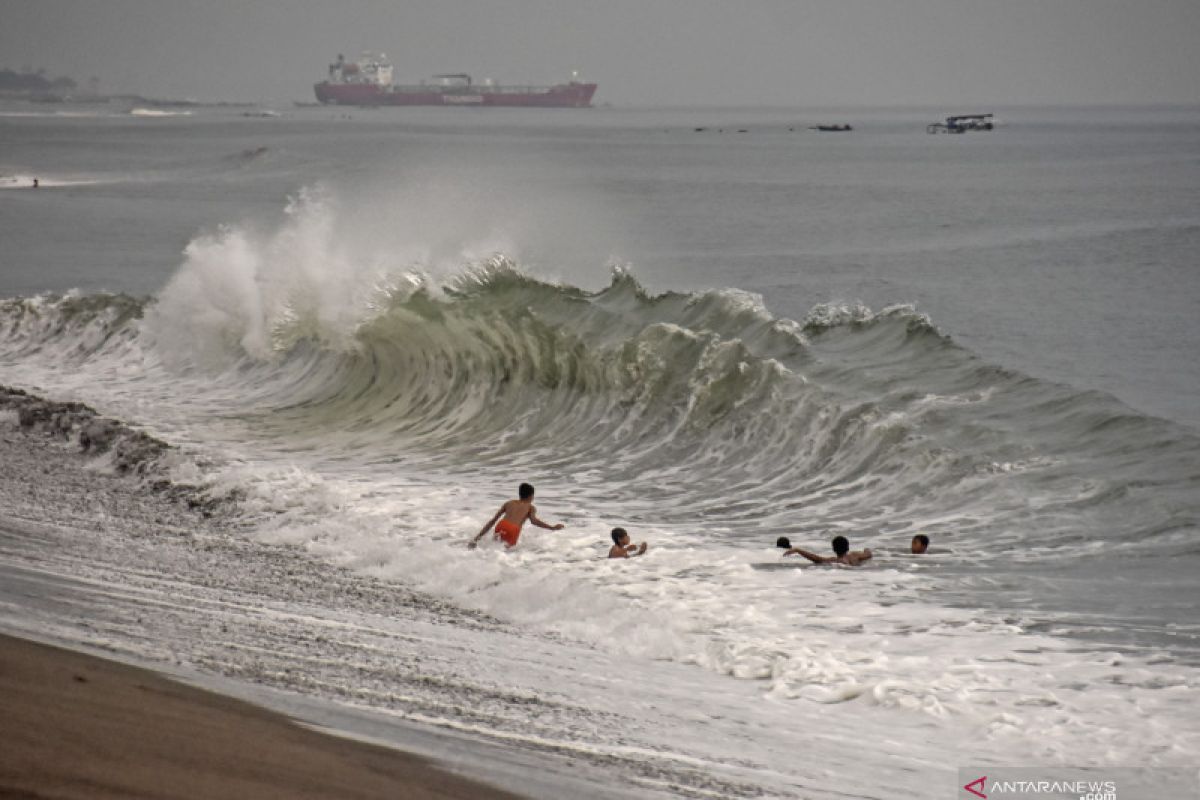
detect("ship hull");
top-left (314, 82), bottom-right (596, 108)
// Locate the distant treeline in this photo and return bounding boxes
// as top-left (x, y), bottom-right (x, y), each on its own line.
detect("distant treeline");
top-left (0, 68), bottom-right (78, 95)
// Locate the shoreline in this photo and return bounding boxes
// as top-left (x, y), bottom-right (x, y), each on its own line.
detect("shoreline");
top-left (0, 385), bottom-right (522, 797)
top-left (0, 385), bottom-right (635, 799)
top-left (0, 631), bottom-right (522, 800)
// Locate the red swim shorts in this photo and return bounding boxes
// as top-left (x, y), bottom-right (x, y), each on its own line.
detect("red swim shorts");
top-left (494, 519), bottom-right (522, 547)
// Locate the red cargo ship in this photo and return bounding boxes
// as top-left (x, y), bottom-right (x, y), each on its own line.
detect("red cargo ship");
top-left (314, 53), bottom-right (597, 108)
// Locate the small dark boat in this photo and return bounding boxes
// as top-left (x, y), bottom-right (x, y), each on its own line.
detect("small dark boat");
top-left (927, 113), bottom-right (994, 134)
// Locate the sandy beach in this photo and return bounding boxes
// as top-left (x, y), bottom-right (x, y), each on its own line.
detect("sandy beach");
top-left (0, 633), bottom-right (520, 799)
top-left (0, 392), bottom-right (527, 799)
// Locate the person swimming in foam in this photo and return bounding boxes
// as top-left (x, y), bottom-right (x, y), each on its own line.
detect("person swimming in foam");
top-left (468, 482), bottom-right (564, 550)
top-left (910, 534), bottom-right (930, 554)
top-left (778, 535), bottom-right (873, 566)
top-left (608, 527), bottom-right (648, 559)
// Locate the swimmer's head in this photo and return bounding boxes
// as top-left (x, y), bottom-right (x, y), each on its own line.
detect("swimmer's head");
top-left (612, 527), bottom-right (629, 545)
top-left (832, 536), bottom-right (850, 556)
top-left (911, 534), bottom-right (930, 554)
top-left (519, 482), bottom-right (535, 500)
top-left (776, 536), bottom-right (791, 549)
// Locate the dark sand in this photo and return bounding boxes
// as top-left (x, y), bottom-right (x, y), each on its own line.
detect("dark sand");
top-left (0, 632), bottom-right (521, 800)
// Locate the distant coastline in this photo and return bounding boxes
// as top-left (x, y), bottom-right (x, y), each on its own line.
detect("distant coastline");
top-left (0, 66), bottom-right (83, 102)
top-left (0, 66), bottom-right (255, 108)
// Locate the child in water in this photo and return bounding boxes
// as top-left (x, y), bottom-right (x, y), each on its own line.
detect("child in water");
top-left (468, 482), bottom-right (564, 549)
top-left (608, 527), bottom-right (648, 559)
top-left (781, 535), bottom-right (872, 566)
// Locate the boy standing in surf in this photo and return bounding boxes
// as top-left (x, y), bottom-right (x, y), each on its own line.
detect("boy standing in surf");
top-left (468, 482), bottom-right (564, 550)
top-left (782, 535), bottom-right (872, 566)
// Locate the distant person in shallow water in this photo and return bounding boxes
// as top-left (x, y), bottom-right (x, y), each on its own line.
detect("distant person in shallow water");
top-left (911, 534), bottom-right (930, 554)
top-left (468, 482), bottom-right (564, 550)
top-left (782, 535), bottom-right (873, 566)
top-left (608, 527), bottom-right (647, 559)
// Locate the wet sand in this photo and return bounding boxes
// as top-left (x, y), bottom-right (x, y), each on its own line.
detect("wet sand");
top-left (0, 632), bottom-right (521, 800)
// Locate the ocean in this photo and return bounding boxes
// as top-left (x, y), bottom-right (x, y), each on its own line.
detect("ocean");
top-left (2, 101), bottom-right (1198, 798)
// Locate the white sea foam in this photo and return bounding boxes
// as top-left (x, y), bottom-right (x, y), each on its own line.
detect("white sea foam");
top-left (165, 445), bottom-right (1200, 772)
top-left (0, 110), bottom-right (115, 119)
top-left (130, 107), bottom-right (192, 117)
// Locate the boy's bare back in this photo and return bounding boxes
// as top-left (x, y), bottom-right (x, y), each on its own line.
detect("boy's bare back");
top-left (500, 499), bottom-right (534, 526)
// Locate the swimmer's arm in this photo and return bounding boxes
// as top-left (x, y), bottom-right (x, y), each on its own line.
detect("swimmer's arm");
top-left (528, 506), bottom-right (565, 531)
top-left (609, 544), bottom-right (646, 558)
top-left (469, 505), bottom-right (506, 548)
top-left (784, 547), bottom-right (828, 564)
top-left (850, 549), bottom-right (873, 565)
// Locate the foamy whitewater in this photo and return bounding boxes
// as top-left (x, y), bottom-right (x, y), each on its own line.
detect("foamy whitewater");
top-left (2, 104), bottom-right (1199, 797)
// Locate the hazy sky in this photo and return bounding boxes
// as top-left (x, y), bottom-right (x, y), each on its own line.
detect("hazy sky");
top-left (2, 0), bottom-right (1198, 106)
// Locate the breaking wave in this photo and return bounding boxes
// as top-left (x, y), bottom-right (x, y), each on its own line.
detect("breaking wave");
top-left (3, 257), bottom-right (1197, 563)
top-left (0, 183), bottom-right (1193, 587)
